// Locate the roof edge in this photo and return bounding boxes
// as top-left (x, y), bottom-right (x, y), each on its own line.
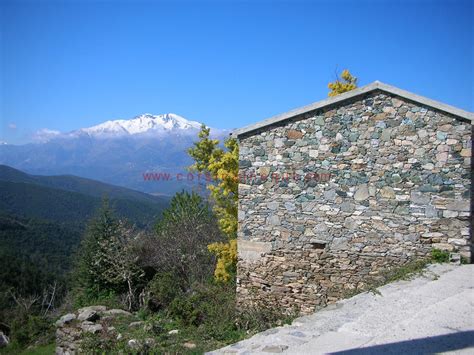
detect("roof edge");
top-left (231, 81), bottom-right (474, 138)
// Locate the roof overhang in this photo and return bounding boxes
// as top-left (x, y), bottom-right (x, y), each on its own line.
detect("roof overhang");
top-left (231, 81), bottom-right (474, 138)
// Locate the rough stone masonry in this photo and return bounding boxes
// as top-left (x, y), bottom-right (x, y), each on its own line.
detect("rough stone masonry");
top-left (233, 81), bottom-right (473, 315)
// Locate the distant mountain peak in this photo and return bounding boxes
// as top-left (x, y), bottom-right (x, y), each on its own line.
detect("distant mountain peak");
top-left (30, 113), bottom-right (206, 142)
top-left (32, 129), bottom-right (61, 142)
top-left (0, 115), bottom-right (229, 195)
top-left (77, 113), bottom-right (203, 137)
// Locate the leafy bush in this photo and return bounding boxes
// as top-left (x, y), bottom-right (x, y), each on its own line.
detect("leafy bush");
top-left (136, 191), bottom-right (225, 289)
top-left (9, 314), bottom-right (53, 348)
top-left (165, 280), bottom-right (245, 343)
top-left (146, 272), bottom-right (182, 312)
top-left (168, 294), bottom-right (203, 327)
top-left (164, 279), bottom-right (294, 342)
top-left (165, 281), bottom-right (229, 328)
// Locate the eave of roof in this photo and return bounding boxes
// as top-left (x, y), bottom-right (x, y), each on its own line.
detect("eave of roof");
top-left (231, 81), bottom-right (474, 138)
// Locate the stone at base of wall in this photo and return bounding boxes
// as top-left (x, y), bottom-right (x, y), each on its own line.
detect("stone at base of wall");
top-left (236, 247), bottom-right (448, 315)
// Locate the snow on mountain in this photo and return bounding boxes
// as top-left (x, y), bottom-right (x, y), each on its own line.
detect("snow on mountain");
top-left (77, 113), bottom-right (203, 137)
top-left (32, 129), bottom-right (61, 142)
top-left (31, 113), bottom-right (205, 142)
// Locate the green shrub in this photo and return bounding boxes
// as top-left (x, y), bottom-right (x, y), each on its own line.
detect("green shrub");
top-left (80, 332), bottom-right (124, 354)
top-left (136, 191), bottom-right (225, 291)
top-left (431, 248), bottom-right (450, 263)
top-left (164, 280), bottom-right (293, 343)
top-left (168, 293), bottom-right (203, 327)
top-left (147, 272), bottom-right (183, 312)
top-left (166, 281), bottom-right (232, 328)
top-left (9, 315), bottom-right (53, 348)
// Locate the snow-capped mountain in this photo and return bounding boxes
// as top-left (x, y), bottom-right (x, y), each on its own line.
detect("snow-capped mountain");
top-left (0, 113), bottom-right (227, 195)
top-left (32, 113), bottom-right (205, 142)
top-left (76, 113), bottom-right (203, 137)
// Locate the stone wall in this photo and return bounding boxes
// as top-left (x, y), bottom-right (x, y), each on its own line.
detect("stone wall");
top-left (237, 91), bottom-right (472, 315)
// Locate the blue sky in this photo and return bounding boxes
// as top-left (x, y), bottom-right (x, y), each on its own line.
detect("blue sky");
top-left (1, 0), bottom-right (472, 144)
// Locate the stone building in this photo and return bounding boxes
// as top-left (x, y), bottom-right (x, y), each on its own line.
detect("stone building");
top-left (232, 81), bottom-right (473, 315)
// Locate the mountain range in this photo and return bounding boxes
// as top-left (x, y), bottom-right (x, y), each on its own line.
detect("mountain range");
top-left (0, 113), bottom-right (228, 196)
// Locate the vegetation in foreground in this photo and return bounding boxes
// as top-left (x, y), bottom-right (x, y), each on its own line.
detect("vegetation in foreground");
top-left (1, 192), bottom-right (286, 354)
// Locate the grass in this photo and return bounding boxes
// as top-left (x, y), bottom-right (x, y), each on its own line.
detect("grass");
top-left (20, 343), bottom-right (56, 355)
top-left (78, 312), bottom-right (250, 354)
top-left (0, 343), bottom-right (55, 355)
top-left (431, 249), bottom-right (450, 263)
top-left (77, 280), bottom-right (294, 354)
top-left (343, 257), bottom-right (432, 300)
top-left (345, 248), bottom-right (458, 300)
top-left (383, 258), bottom-right (430, 284)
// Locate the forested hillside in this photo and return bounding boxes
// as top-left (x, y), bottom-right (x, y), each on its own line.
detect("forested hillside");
top-left (0, 165), bottom-right (166, 204)
top-left (0, 213), bottom-right (81, 296)
top-left (0, 166), bottom-right (170, 296)
top-left (0, 165), bottom-right (169, 228)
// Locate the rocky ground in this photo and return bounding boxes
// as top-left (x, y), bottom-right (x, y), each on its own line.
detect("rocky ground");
top-left (55, 306), bottom-right (139, 354)
top-left (210, 264), bottom-right (474, 354)
top-left (55, 304), bottom-right (205, 353)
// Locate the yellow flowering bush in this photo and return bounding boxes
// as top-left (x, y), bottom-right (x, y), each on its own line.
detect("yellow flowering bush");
top-left (188, 125), bottom-right (238, 281)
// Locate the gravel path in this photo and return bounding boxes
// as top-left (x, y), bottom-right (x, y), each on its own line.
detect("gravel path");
top-left (210, 264), bottom-right (474, 354)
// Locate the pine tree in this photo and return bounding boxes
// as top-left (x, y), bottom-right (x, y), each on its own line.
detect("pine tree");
top-left (74, 199), bottom-right (119, 297)
top-left (73, 199), bottom-right (143, 309)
